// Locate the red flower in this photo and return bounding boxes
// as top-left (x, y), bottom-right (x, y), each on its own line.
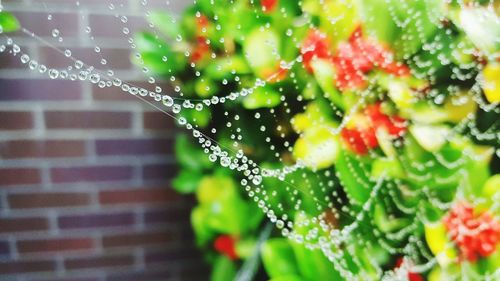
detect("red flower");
top-left (443, 202), bottom-right (500, 262)
top-left (301, 29), bottom-right (333, 73)
top-left (341, 127), bottom-right (378, 155)
top-left (214, 235), bottom-right (239, 260)
top-left (364, 103), bottom-right (407, 137)
top-left (332, 26), bottom-right (409, 91)
top-left (261, 0), bottom-right (279, 13)
top-left (196, 15), bottom-right (209, 33)
top-left (191, 36), bottom-right (210, 63)
top-left (190, 14), bottom-right (211, 63)
top-left (341, 102), bottom-right (407, 155)
top-left (395, 258), bottom-right (425, 281)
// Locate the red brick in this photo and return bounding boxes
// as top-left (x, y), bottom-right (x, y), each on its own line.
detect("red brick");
top-left (50, 165), bottom-right (133, 183)
top-left (88, 14), bottom-right (147, 38)
top-left (143, 111), bottom-right (174, 131)
top-left (0, 217), bottom-right (49, 233)
top-left (39, 47), bottom-right (132, 70)
top-left (0, 168), bottom-right (41, 186)
top-left (0, 260), bottom-right (56, 275)
top-left (0, 79), bottom-right (81, 101)
top-left (58, 213), bottom-right (134, 229)
top-left (8, 192), bottom-right (91, 209)
top-left (179, 263), bottom-right (212, 281)
top-left (0, 240), bottom-right (10, 257)
top-left (0, 49), bottom-right (25, 69)
top-left (28, 0), bottom-right (127, 5)
top-left (17, 238), bottom-right (94, 254)
top-left (44, 111), bottom-right (131, 129)
top-left (95, 138), bottom-right (172, 156)
top-left (102, 231), bottom-right (172, 248)
top-left (142, 163), bottom-right (177, 181)
top-left (143, 207), bottom-right (191, 225)
top-left (30, 278), bottom-right (99, 281)
top-left (0, 140), bottom-right (85, 159)
top-left (0, 111), bottom-right (34, 130)
top-left (99, 188), bottom-right (177, 205)
top-left (145, 246), bottom-right (202, 265)
top-left (106, 269), bottom-right (172, 281)
top-left (14, 12), bottom-right (78, 37)
top-left (64, 254), bottom-right (134, 270)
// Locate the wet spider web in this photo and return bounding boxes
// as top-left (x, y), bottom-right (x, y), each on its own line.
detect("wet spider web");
top-left (1, 0), bottom-right (499, 280)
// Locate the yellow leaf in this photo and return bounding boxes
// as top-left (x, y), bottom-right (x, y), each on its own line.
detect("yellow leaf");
top-left (293, 126), bottom-right (339, 170)
top-left (424, 222), bottom-right (457, 267)
top-left (482, 63), bottom-right (500, 103)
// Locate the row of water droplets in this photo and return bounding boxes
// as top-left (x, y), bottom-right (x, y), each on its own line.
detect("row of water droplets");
top-left (1, 0), bottom-right (498, 280)
top-left (0, 4), bottom-right (391, 279)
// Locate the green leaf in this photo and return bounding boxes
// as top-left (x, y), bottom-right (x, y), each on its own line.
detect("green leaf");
top-left (401, 136), bottom-right (464, 201)
top-left (269, 275), bottom-right (304, 281)
top-left (485, 250), bottom-right (500, 274)
top-left (293, 126), bottom-right (339, 170)
top-left (205, 56), bottom-right (251, 80)
top-left (262, 239), bottom-right (300, 278)
top-left (196, 175), bottom-right (237, 204)
top-left (482, 175), bottom-right (500, 201)
top-left (371, 158), bottom-right (405, 179)
top-left (135, 32), bottom-right (168, 52)
top-left (311, 59), bottom-right (344, 110)
top-left (194, 76), bottom-right (219, 98)
top-left (391, 0), bottom-right (442, 58)
top-left (211, 255), bottom-right (237, 281)
top-left (175, 134), bottom-right (212, 171)
top-left (358, 0), bottom-right (442, 58)
top-left (196, 175), bottom-right (256, 235)
top-left (408, 28), bottom-right (455, 81)
top-left (235, 239), bottom-right (256, 259)
top-left (0, 12), bottom-right (20, 33)
top-left (462, 147), bottom-right (492, 198)
top-left (148, 11), bottom-right (180, 39)
top-left (373, 203), bottom-right (410, 233)
top-left (335, 149), bottom-right (373, 205)
top-left (357, 0), bottom-right (399, 44)
top-left (290, 213), bottom-right (343, 280)
top-left (291, 241), bottom-right (342, 281)
top-left (172, 169), bottom-right (203, 194)
top-left (244, 28), bottom-right (281, 79)
top-left (242, 86), bottom-right (282, 109)
top-left (133, 32), bottom-right (180, 74)
top-left (179, 107), bottom-right (212, 128)
top-left (191, 206), bottom-right (215, 246)
top-left (459, 7), bottom-right (500, 56)
top-left (319, 0), bottom-right (358, 46)
top-left (409, 124), bottom-right (451, 153)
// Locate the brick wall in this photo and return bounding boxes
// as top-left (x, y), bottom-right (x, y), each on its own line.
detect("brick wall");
top-left (0, 0), bottom-right (206, 280)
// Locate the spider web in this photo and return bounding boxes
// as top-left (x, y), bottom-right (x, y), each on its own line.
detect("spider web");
top-left (1, 0), bottom-right (499, 280)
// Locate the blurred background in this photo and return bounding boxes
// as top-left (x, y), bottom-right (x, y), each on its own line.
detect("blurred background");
top-left (0, 0), bottom-right (207, 280)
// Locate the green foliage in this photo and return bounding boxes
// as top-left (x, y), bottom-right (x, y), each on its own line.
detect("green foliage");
top-left (262, 239), bottom-right (299, 278)
top-left (242, 86), bottom-right (282, 109)
top-left (133, 32), bottom-right (183, 74)
top-left (175, 133), bottom-right (212, 171)
top-left (262, 237), bottom-right (343, 281)
top-left (336, 149), bottom-right (373, 205)
top-left (211, 256), bottom-right (237, 281)
top-left (147, 11), bottom-right (180, 39)
top-left (0, 11), bottom-right (19, 33)
top-left (134, 0), bottom-right (500, 280)
top-left (172, 169), bottom-right (203, 194)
